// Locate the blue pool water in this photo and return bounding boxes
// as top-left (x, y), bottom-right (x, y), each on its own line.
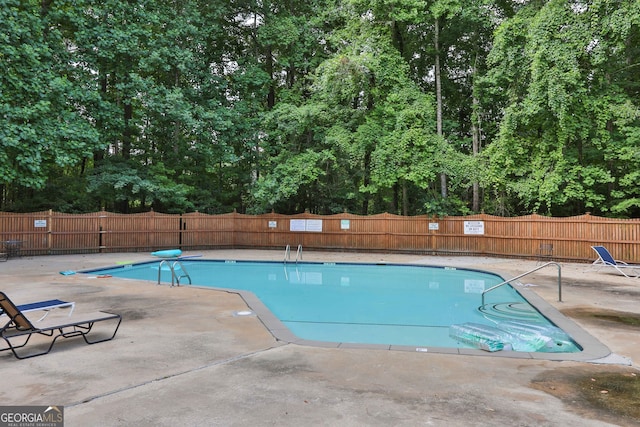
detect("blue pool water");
top-left (87, 260), bottom-right (580, 352)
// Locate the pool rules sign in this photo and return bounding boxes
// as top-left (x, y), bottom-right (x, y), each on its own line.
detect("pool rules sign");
top-left (464, 221), bottom-right (485, 235)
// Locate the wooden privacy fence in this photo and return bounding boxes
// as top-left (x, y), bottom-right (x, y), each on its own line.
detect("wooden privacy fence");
top-left (1, 210), bottom-right (640, 263)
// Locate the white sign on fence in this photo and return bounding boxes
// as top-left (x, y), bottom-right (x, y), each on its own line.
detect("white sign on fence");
top-left (464, 220), bottom-right (485, 235)
top-left (305, 219), bottom-right (323, 232)
top-left (290, 219), bottom-right (306, 231)
top-left (289, 219), bottom-right (323, 232)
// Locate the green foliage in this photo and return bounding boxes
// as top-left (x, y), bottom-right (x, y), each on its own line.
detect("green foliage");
top-left (87, 159), bottom-right (195, 213)
top-left (366, 88), bottom-right (441, 191)
top-left (248, 149), bottom-right (336, 213)
top-left (483, 0), bottom-right (640, 216)
top-left (2, 0), bottom-right (639, 219)
top-left (0, 0), bottom-right (100, 190)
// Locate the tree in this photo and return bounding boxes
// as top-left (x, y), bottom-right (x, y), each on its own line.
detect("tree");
top-left (249, 2), bottom-right (443, 215)
top-left (3, 0), bottom-right (639, 219)
top-left (0, 0), bottom-right (100, 210)
top-left (482, 0), bottom-right (640, 216)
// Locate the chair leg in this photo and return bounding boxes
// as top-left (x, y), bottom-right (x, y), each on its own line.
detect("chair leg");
top-left (0, 332), bottom-right (34, 353)
top-left (81, 317), bottom-right (122, 344)
top-left (0, 334), bottom-right (55, 359)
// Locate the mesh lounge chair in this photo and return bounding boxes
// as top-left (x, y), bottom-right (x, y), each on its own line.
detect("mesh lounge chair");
top-left (591, 246), bottom-right (640, 278)
top-left (0, 292), bottom-right (121, 359)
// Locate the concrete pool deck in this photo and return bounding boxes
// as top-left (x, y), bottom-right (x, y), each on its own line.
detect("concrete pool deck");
top-left (1, 250), bottom-right (639, 426)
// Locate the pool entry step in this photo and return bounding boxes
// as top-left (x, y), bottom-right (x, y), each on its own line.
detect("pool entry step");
top-left (156, 259), bottom-right (192, 287)
top-left (478, 302), bottom-right (543, 322)
top-left (284, 244), bottom-right (303, 263)
top-left (151, 249), bottom-right (192, 287)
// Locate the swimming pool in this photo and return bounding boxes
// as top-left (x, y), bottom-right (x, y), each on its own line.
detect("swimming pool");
top-left (86, 260), bottom-right (580, 353)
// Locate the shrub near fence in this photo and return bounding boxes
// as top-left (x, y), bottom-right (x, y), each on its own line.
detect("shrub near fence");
top-left (1, 210), bottom-right (639, 263)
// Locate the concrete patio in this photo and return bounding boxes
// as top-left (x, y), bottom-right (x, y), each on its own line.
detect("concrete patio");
top-left (1, 250), bottom-right (639, 426)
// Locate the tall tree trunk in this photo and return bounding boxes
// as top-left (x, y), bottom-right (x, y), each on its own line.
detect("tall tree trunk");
top-left (471, 56), bottom-right (481, 212)
top-left (434, 18), bottom-right (447, 198)
top-left (392, 182), bottom-right (399, 214)
top-left (402, 180), bottom-right (408, 216)
top-left (471, 119), bottom-right (480, 212)
top-left (173, 68), bottom-right (181, 155)
top-left (266, 45), bottom-right (275, 109)
top-left (360, 74), bottom-right (376, 215)
top-left (94, 73), bottom-right (108, 164)
top-left (123, 102), bottom-right (132, 160)
top-left (362, 151), bottom-right (371, 214)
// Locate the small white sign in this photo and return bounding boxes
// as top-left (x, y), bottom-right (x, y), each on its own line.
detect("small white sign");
top-left (305, 219), bottom-right (323, 232)
top-left (428, 222), bottom-right (439, 230)
top-left (268, 220), bottom-right (277, 228)
top-left (34, 220), bottom-right (47, 228)
top-left (464, 220), bottom-right (485, 235)
top-left (340, 219), bottom-right (350, 230)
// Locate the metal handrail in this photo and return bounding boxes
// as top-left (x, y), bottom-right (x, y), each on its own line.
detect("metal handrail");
top-left (284, 244), bottom-right (291, 263)
top-left (295, 244), bottom-right (302, 263)
top-left (172, 260), bottom-right (191, 286)
top-left (481, 262), bottom-right (562, 306)
top-left (157, 259), bottom-right (192, 287)
top-left (158, 260), bottom-right (170, 285)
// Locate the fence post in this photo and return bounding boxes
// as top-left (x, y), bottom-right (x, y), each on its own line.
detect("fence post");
top-left (98, 211), bottom-right (107, 253)
top-left (232, 209), bottom-right (237, 249)
top-left (481, 213), bottom-right (487, 256)
top-left (430, 215), bottom-right (437, 255)
top-left (47, 209), bottom-right (53, 255)
top-left (179, 214), bottom-right (183, 248)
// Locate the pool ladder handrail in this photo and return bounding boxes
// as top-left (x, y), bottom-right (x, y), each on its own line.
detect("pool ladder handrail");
top-left (157, 259), bottom-right (192, 287)
top-left (481, 262), bottom-right (562, 307)
top-left (284, 244), bottom-right (303, 264)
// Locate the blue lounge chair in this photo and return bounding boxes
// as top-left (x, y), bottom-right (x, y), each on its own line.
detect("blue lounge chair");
top-left (591, 246), bottom-right (640, 278)
top-left (0, 299), bottom-right (75, 321)
top-left (0, 292), bottom-right (121, 359)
